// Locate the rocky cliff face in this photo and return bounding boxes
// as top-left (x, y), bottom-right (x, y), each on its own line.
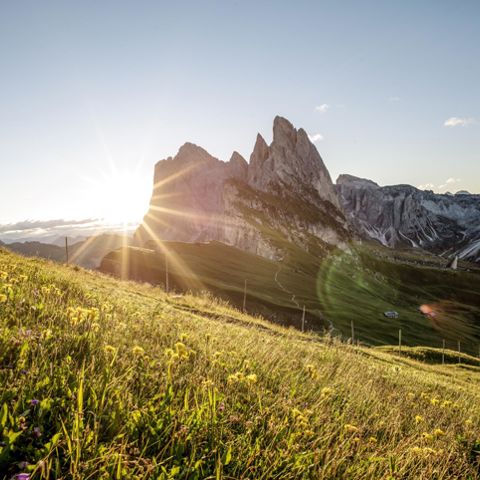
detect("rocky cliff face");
top-left (136, 116), bottom-right (349, 259)
top-left (336, 175), bottom-right (480, 262)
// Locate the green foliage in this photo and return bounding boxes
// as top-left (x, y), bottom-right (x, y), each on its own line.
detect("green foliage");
top-left (1, 248), bottom-right (480, 478)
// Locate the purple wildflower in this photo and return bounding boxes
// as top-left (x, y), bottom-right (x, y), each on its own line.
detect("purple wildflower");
top-left (33, 427), bottom-right (42, 438)
top-left (20, 369), bottom-right (28, 375)
top-left (30, 399), bottom-right (39, 407)
top-left (218, 401), bottom-right (225, 413)
top-left (13, 474), bottom-right (30, 480)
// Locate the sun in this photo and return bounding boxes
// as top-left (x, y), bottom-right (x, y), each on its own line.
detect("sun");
top-left (84, 166), bottom-right (151, 226)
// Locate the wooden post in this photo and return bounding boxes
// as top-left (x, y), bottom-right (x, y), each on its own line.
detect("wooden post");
top-left (65, 237), bottom-right (69, 264)
top-left (351, 320), bottom-right (355, 343)
top-left (457, 340), bottom-right (461, 363)
top-left (242, 280), bottom-right (247, 312)
top-left (398, 329), bottom-right (402, 354)
top-left (442, 339), bottom-right (445, 365)
top-left (301, 306), bottom-right (306, 333)
top-left (165, 254), bottom-right (169, 293)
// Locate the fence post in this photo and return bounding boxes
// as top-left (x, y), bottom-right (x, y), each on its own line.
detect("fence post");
top-left (398, 329), bottom-right (402, 354)
top-left (351, 320), bottom-right (355, 343)
top-left (242, 279), bottom-right (247, 312)
top-left (165, 254), bottom-right (169, 293)
top-left (65, 237), bottom-right (69, 265)
top-left (301, 305), bottom-right (306, 332)
top-left (457, 340), bottom-right (461, 364)
top-left (442, 339), bottom-right (445, 365)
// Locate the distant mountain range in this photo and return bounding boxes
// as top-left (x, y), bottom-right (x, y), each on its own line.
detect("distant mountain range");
top-left (2, 234), bottom-right (131, 269)
top-left (135, 115), bottom-right (480, 264)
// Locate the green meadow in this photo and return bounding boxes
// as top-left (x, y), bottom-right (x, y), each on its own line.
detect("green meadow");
top-left (2, 247), bottom-right (480, 478)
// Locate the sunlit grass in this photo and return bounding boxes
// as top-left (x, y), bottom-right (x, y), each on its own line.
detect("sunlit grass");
top-left (1, 248), bottom-right (480, 479)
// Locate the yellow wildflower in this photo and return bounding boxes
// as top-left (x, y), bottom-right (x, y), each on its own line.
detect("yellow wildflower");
top-left (368, 436), bottom-right (378, 444)
top-left (433, 428), bottom-right (445, 437)
top-left (344, 424), bottom-right (359, 434)
top-left (321, 387), bottom-right (334, 398)
top-left (430, 397), bottom-right (440, 406)
top-left (104, 345), bottom-right (116, 354)
top-left (246, 374), bottom-right (257, 384)
top-left (415, 415), bottom-right (424, 424)
top-left (132, 345), bottom-right (145, 356)
top-left (422, 432), bottom-right (434, 441)
top-left (465, 418), bottom-right (473, 427)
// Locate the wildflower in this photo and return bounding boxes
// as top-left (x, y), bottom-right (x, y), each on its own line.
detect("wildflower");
top-left (368, 436), bottom-right (377, 444)
top-left (132, 346), bottom-right (145, 356)
top-left (227, 372), bottom-right (244, 384)
top-left (175, 342), bottom-right (188, 358)
top-left (305, 364), bottom-right (318, 379)
top-left (246, 373), bottom-right (257, 384)
top-left (104, 345), bottom-right (116, 354)
top-left (433, 428), bottom-right (445, 437)
top-left (344, 424), bottom-right (359, 434)
top-left (0, 293), bottom-right (7, 303)
top-left (420, 392), bottom-right (429, 400)
top-left (415, 415), bottom-right (424, 424)
top-left (407, 392), bottom-right (415, 400)
top-left (179, 333), bottom-right (188, 342)
top-left (33, 427), bottom-right (42, 438)
top-left (30, 399), bottom-right (40, 408)
top-left (422, 432), bottom-right (434, 441)
top-left (321, 387), bottom-right (334, 398)
top-left (430, 397), bottom-right (439, 406)
top-left (14, 473), bottom-right (30, 480)
top-left (218, 402), bottom-right (225, 413)
top-left (20, 369), bottom-right (28, 375)
top-left (465, 418), bottom-right (473, 427)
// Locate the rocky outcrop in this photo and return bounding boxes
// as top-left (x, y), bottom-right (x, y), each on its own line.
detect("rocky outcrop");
top-left (136, 116), bottom-right (349, 259)
top-left (336, 175), bottom-right (480, 262)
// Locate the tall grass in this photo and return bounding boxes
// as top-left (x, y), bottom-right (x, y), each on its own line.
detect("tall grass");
top-left (1, 248), bottom-right (479, 479)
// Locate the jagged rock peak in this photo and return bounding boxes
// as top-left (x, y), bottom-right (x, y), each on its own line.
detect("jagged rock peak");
top-left (337, 174), bottom-right (380, 189)
top-left (248, 115), bottom-right (340, 208)
top-left (272, 115), bottom-right (297, 147)
top-left (175, 142), bottom-right (219, 164)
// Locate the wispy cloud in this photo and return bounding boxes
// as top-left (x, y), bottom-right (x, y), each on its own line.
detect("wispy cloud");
top-left (315, 104), bottom-right (329, 113)
top-left (418, 178), bottom-right (462, 192)
top-left (388, 96), bottom-right (400, 102)
top-left (308, 133), bottom-right (324, 143)
top-left (444, 117), bottom-right (475, 127)
top-left (0, 218), bottom-right (97, 234)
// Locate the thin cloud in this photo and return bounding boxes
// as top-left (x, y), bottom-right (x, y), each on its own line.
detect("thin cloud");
top-left (308, 133), bottom-right (324, 143)
top-left (444, 117), bottom-right (475, 127)
top-left (388, 96), bottom-right (400, 102)
top-left (0, 218), bottom-right (97, 234)
top-left (418, 178), bottom-right (462, 192)
top-left (315, 104), bottom-right (329, 113)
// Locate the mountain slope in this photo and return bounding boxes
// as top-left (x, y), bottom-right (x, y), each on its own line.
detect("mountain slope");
top-left (136, 116), bottom-right (349, 260)
top-left (2, 248), bottom-right (480, 479)
top-left (100, 241), bottom-right (480, 352)
top-left (337, 175), bottom-right (480, 262)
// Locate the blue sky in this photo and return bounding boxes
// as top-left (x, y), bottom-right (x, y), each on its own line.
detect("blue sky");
top-left (0, 0), bottom-right (479, 225)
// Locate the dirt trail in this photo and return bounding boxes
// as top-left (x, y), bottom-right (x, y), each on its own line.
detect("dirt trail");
top-left (274, 262), bottom-right (301, 310)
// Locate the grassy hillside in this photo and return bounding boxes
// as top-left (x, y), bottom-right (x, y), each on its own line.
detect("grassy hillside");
top-left (2, 248), bottom-right (480, 479)
top-left (100, 241), bottom-right (480, 354)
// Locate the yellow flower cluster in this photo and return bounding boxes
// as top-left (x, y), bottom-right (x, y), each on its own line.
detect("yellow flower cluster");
top-left (164, 341), bottom-right (195, 362)
top-left (227, 371), bottom-right (258, 385)
top-left (66, 306), bottom-right (100, 325)
top-left (321, 386), bottom-right (334, 398)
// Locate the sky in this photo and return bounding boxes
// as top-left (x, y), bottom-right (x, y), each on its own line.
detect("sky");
top-left (0, 0), bottom-right (479, 228)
